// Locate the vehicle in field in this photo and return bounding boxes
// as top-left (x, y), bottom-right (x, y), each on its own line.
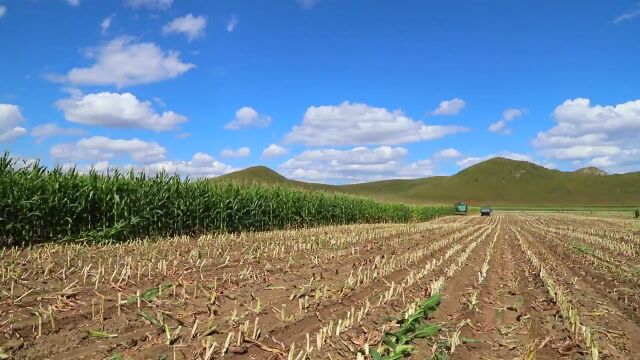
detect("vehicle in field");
top-left (454, 202), bottom-right (468, 215)
top-left (480, 206), bottom-right (492, 216)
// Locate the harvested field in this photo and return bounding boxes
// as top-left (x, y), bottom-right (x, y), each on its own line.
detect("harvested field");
top-left (1, 214), bottom-right (639, 359)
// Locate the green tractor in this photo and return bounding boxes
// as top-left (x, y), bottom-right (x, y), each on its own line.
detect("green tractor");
top-left (454, 202), bottom-right (468, 215)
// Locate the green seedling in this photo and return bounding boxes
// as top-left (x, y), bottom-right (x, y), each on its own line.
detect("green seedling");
top-left (88, 330), bottom-right (117, 338)
top-left (128, 284), bottom-right (173, 304)
top-left (138, 311), bottom-right (162, 328)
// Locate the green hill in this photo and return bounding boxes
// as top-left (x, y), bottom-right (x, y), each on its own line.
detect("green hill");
top-left (214, 166), bottom-right (334, 191)
top-left (214, 158), bottom-right (640, 206)
top-left (573, 167), bottom-right (608, 176)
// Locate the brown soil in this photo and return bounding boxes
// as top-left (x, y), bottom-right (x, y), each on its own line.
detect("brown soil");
top-left (1, 214), bottom-right (639, 360)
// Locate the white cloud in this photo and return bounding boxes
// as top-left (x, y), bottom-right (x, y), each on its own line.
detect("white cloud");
top-left (548, 145), bottom-right (621, 160)
top-left (61, 160), bottom-right (117, 174)
top-left (163, 14), bottom-right (207, 42)
top-left (280, 146), bottom-right (436, 183)
top-left (56, 92), bottom-right (187, 131)
top-left (614, 8), bottom-right (640, 24)
top-left (11, 156), bottom-right (38, 170)
top-left (0, 5), bottom-right (7, 18)
top-left (0, 104), bottom-right (27, 142)
top-left (58, 152), bottom-right (236, 178)
top-left (456, 152), bottom-right (533, 168)
top-left (52, 36), bottom-right (194, 88)
top-left (31, 123), bottom-right (87, 143)
top-left (285, 101), bottom-right (467, 146)
top-left (225, 107), bottom-right (271, 130)
top-left (261, 144), bottom-right (289, 158)
top-left (297, 0), bottom-right (319, 9)
top-left (124, 0), bottom-right (172, 10)
top-left (67, 0), bottom-right (80, 7)
top-left (588, 157), bottom-right (614, 168)
top-left (435, 148), bottom-right (462, 159)
top-left (432, 98), bottom-right (465, 116)
top-left (221, 147), bottom-right (250, 158)
top-left (51, 136), bottom-right (166, 163)
top-left (226, 15), bottom-right (238, 32)
top-left (488, 108), bottom-right (525, 135)
top-left (142, 152), bottom-right (235, 178)
top-left (101, 14), bottom-right (114, 35)
top-left (533, 98), bottom-right (640, 170)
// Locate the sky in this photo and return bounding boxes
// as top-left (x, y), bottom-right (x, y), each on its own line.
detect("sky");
top-left (1, 0), bottom-right (639, 184)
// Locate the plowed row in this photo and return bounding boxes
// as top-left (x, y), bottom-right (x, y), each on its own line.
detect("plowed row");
top-left (1, 214), bottom-right (638, 359)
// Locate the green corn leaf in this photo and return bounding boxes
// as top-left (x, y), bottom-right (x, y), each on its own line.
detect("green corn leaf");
top-left (462, 337), bottom-right (482, 343)
top-left (411, 324), bottom-right (440, 339)
top-left (200, 325), bottom-right (218, 337)
top-left (369, 348), bottom-right (383, 360)
top-left (88, 330), bottom-right (117, 338)
top-left (384, 344), bottom-right (414, 359)
top-left (138, 311), bottom-right (162, 328)
top-left (420, 294), bottom-right (441, 311)
top-left (402, 310), bottom-right (426, 327)
top-left (382, 334), bottom-right (398, 350)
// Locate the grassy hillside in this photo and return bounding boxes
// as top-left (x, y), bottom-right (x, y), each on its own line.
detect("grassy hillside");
top-left (215, 166), bottom-right (334, 191)
top-left (214, 158), bottom-right (640, 206)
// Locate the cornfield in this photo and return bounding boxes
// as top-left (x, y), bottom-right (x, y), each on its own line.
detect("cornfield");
top-left (0, 153), bottom-right (451, 245)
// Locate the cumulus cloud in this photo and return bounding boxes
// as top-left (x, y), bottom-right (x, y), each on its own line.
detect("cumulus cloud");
top-left (285, 101), bottom-right (467, 146)
top-left (0, 104), bottom-right (27, 142)
top-left (124, 0), bottom-right (172, 10)
top-left (60, 160), bottom-right (118, 174)
top-left (432, 98), bottom-right (465, 116)
top-left (435, 148), bottom-right (462, 159)
top-left (58, 152), bottom-right (236, 179)
top-left (142, 152), bottom-right (235, 178)
top-left (163, 14), bottom-right (207, 42)
top-left (51, 36), bottom-right (194, 88)
top-left (101, 14), bottom-right (114, 35)
top-left (51, 136), bottom-right (167, 163)
top-left (0, 5), bottom-right (6, 18)
top-left (67, 0), bottom-right (80, 7)
top-left (533, 98), bottom-right (640, 170)
top-left (261, 144), bottom-right (289, 158)
top-left (456, 152), bottom-right (533, 168)
top-left (488, 108), bottom-right (526, 135)
top-left (225, 107), bottom-right (271, 130)
top-left (56, 92), bottom-right (187, 131)
top-left (31, 123), bottom-right (87, 143)
top-left (280, 146), bottom-right (437, 183)
top-left (221, 147), bottom-right (250, 158)
top-left (226, 15), bottom-right (238, 32)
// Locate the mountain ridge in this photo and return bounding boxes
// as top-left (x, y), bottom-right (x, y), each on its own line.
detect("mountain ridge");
top-left (213, 157), bottom-right (640, 206)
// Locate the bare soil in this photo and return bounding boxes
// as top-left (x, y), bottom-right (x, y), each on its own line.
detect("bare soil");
top-left (1, 214), bottom-right (638, 359)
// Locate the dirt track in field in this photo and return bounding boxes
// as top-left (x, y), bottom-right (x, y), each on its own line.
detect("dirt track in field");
top-left (1, 214), bottom-right (639, 359)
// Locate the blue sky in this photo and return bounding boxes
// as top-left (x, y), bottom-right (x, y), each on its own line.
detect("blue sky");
top-left (1, 0), bottom-right (639, 183)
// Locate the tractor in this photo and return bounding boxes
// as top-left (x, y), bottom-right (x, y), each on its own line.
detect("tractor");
top-left (454, 202), bottom-right (468, 215)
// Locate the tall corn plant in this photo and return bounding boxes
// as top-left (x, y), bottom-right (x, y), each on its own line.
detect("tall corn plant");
top-left (0, 152), bottom-right (453, 246)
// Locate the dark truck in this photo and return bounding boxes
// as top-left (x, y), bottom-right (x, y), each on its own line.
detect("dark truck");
top-left (480, 206), bottom-right (492, 216)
